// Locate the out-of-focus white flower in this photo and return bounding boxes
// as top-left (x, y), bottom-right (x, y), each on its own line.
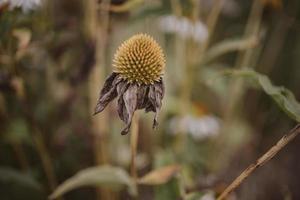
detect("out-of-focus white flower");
top-left (200, 192), bottom-right (216, 200)
top-left (0, 0), bottom-right (43, 12)
top-left (158, 15), bottom-right (208, 44)
top-left (169, 114), bottom-right (221, 140)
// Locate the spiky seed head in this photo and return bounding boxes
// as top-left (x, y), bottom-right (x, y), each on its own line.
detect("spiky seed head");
top-left (113, 34), bottom-right (165, 85)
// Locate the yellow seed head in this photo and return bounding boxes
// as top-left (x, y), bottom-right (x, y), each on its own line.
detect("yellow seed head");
top-left (113, 34), bottom-right (165, 85)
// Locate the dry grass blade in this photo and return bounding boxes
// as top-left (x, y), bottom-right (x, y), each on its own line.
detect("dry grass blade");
top-left (99, 0), bottom-right (143, 13)
top-left (202, 36), bottom-right (258, 64)
top-left (217, 124), bottom-right (300, 200)
top-left (137, 165), bottom-right (181, 185)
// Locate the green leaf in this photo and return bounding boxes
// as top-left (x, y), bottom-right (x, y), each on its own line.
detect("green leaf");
top-left (224, 69), bottom-right (300, 122)
top-left (49, 165), bottom-right (137, 199)
top-left (0, 168), bottom-right (44, 200)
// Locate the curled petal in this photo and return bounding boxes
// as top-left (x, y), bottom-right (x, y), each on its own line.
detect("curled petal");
top-left (117, 82), bottom-right (129, 122)
top-left (147, 79), bottom-right (164, 129)
top-left (120, 84), bottom-right (138, 135)
top-left (94, 73), bottom-right (121, 115)
top-left (136, 85), bottom-right (149, 109)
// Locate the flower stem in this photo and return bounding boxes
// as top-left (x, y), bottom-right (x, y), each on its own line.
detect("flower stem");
top-left (130, 112), bottom-right (140, 195)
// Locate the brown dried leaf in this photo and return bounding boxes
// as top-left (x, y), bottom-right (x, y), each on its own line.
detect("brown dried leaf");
top-left (137, 165), bottom-right (181, 185)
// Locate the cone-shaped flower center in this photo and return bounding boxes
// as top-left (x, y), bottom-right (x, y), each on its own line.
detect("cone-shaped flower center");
top-left (113, 34), bottom-right (165, 85)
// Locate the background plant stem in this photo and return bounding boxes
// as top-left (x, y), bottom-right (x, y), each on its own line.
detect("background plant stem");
top-left (85, 0), bottom-right (114, 199)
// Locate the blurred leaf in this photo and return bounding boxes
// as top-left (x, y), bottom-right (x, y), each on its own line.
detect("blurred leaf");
top-left (49, 165), bottom-right (137, 199)
top-left (138, 165), bottom-right (181, 185)
top-left (0, 167), bottom-right (44, 200)
top-left (154, 151), bottom-right (181, 200)
top-left (224, 69), bottom-right (300, 122)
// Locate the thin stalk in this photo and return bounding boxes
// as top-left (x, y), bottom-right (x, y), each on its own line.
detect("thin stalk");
top-left (217, 124), bottom-right (300, 200)
top-left (130, 113), bottom-right (140, 184)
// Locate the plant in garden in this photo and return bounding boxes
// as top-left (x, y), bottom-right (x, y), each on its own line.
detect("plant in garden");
top-left (94, 33), bottom-right (165, 135)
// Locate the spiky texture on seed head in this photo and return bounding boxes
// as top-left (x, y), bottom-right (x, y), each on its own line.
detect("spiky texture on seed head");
top-left (113, 34), bottom-right (165, 85)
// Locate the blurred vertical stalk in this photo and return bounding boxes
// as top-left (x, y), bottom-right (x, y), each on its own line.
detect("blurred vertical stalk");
top-left (225, 0), bottom-right (264, 118)
top-left (211, 0), bottom-right (265, 171)
top-left (199, 0), bottom-right (224, 56)
top-left (170, 0), bottom-right (186, 151)
top-left (84, 0), bottom-right (115, 199)
top-left (30, 126), bottom-right (58, 192)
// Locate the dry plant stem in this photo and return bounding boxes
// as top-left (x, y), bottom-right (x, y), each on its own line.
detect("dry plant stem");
top-left (130, 113), bottom-right (139, 183)
top-left (217, 124), bottom-right (300, 200)
top-left (85, 0), bottom-right (112, 199)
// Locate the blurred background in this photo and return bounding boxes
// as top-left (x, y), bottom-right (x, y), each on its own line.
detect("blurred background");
top-left (1, 0), bottom-right (300, 199)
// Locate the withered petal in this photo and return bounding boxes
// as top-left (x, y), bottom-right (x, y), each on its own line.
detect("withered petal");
top-left (117, 82), bottom-right (129, 122)
top-left (147, 79), bottom-right (164, 129)
top-left (120, 84), bottom-right (138, 135)
top-left (136, 85), bottom-right (148, 109)
top-left (94, 73), bottom-right (121, 115)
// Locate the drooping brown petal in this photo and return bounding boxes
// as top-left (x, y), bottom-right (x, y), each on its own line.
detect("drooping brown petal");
top-left (136, 85), bottom-right (149, 109)
top-left (147, 79), bottom-right (164, 129)
top-left (117, 81), bottom-right (129, 123)
top-left (94, 73), bottom-right (121, 115)
top-left (120, 84), bottom-right (138, 135)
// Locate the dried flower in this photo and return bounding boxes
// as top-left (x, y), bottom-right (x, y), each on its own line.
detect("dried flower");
top-left (94, 34), bottom-right (165, 135)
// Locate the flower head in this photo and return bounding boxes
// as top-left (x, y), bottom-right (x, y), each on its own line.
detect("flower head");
top-left (94, 34), bottom-right (165, 135)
